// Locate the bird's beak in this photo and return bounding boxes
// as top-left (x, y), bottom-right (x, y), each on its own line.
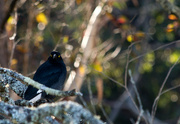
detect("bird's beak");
top-left (53, 54), bottom-right (57, 59)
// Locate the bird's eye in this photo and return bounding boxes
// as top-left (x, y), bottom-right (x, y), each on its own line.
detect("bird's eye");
top-left (50, 55), bottom-right (52, 57)
top-left (58, 55), bottom-right (60, 58)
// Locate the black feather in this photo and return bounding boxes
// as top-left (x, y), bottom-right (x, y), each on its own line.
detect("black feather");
top-left (24, 51), bottom-right (67, 101)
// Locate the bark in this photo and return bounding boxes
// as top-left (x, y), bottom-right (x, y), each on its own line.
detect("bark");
top-left (23, 1), bottom-right (35, 75)
top-left (0, 0), bottom-right (8, 67)
top-left (0, 101), bottom-right (104, 124)
top-left (69, 1), bottom-right (107, 93)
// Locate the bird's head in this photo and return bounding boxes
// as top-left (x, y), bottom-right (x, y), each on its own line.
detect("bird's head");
top-left (48, 51), bottom-right (63, 63)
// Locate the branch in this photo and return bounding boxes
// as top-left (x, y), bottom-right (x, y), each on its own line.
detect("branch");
top-left (0, 74), bottom-right (26, 98)
top-left (69, 0), bottom-right (107, 93)
top-left (0, 67), bottom-right (82, 100)
top-left (0, 101), bottom-right (104, 124)
top-left (151, 57), bottom-right (180, 124)
top-left (129, 40), bottom-right (180, 63)
top-left (128, 70), bottom-right (145, 124)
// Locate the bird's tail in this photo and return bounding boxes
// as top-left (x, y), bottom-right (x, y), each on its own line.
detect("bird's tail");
top-left (29, 89), bottom-right (42, 103)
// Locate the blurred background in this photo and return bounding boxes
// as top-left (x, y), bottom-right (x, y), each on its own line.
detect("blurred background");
top-left (0, 0), bottom-right (180, 124)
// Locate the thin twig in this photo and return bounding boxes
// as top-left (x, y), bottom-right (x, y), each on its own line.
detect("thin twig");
top-left (124, 41), bottom-right (142, 86)
top-left (99, 104), bottom-right (114, 124)
top-left (8, 37), bottom-right (25, 68)
top-left (8, 9), bottom-right (17, 68)
top-left (136, 110), bottom-right (144, 124)
top-left (129, 40), bottom-right (180, 63)
top-left (129, 70), bottom-right (145, 124)
top-left (79, 95), bottom-right (88, 109)
top-left (161, 84), bottom-right (180, 95)
top-left (53, 37), bottom-right (63, 51)
top-left (151, 57), bottom-right (180, 124)
top-left (94, 70), bottom-right (125, 88)
top-left (124, 46), bottom-right (131, 87)
top-left (87, 80), bottom-right (96, 115)
top-left (123, 42), bottom-right (141, 112)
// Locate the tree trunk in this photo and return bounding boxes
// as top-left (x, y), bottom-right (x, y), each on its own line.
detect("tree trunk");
top-left (0, 0), bottom-right (8, 67)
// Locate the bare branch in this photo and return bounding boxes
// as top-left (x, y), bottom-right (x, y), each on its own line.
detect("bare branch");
top-left (124, 42), bottom-right (140, 113)
top-left (0, 67), bottom-right (82, 100)
top-left (99, 104), bottom-right (114, 124)
top-left (87, 80), bottom-right (96, 114)
top-left (128, 70), bottom-right (145, 124)
top-left (151, 57), bottom-right (180, 124)
top-left (9, 37), bottom-right (25, 68)
top-left (129, 40), bottom-right (180, 63)
top-left (161, 84), bottom-right (180, 95)
top-left (94, 70), bottom-right (125, 88)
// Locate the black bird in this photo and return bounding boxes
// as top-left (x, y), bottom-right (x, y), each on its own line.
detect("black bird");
top-left (24, 51), bottom-right (67, 103)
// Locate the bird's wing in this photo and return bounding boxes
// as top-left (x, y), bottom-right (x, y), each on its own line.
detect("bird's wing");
top-left (33, 61), bottom-right (61, 81)
top-left (24, 85), bottom-right (39, 100)
top-left (24, 62), bottom-right (49, 100)
top-left (24, 61), bottom-right (54, 100)
top-left (33, 64), bottom-right (62, 88)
